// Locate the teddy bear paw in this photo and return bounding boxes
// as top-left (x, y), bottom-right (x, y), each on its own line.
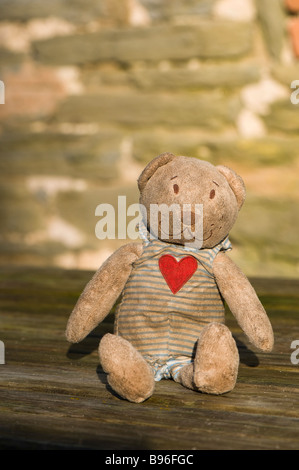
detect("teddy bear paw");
top-left (99, 333), bottom-right (155, 403)
top-left (193, 323), bottom-right (239, 395)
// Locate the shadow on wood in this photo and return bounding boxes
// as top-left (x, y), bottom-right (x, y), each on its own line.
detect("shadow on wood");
top-left (235, 337), bottom-right (259, 367)
top-left (66, 325), bottom-right (108, 360)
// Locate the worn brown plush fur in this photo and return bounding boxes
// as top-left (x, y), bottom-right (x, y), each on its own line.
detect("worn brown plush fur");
top-left (66, 153), bottom-right (274, 403)
top-left (66, 243), bottom-right (143, 343)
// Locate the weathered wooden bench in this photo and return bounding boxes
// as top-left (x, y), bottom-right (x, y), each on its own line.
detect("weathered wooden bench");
top-left (0, 266), bottom-right (299, 450)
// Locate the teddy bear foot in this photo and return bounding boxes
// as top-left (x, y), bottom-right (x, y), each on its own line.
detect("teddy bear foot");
top-left (193, 322), bottom-right (239, 395)
top-left (98, 333), bottom-right (155, 403)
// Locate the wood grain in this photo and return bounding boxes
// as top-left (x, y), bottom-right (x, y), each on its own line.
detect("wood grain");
top-left (0, 266), bottom-right (299, 450)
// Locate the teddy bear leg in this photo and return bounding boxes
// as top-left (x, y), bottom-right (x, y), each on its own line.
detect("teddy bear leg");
top-left (176, 362), bottom-right (195, 390)
top-left (98, 333), bottom-right (155, 403)
top-left (193, 322), bottom-right (239, 394)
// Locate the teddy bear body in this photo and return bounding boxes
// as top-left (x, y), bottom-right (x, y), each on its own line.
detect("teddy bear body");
top-left (115, 232), bottom-right (231, 382)
top-left (66, 153), bottom-right (274, 403)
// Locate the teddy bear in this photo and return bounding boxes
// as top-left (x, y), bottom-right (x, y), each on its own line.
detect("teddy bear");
top-left (65, 152), bottom-right (274, 403)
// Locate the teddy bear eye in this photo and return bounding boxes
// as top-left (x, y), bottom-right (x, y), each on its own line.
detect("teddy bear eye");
top-left (173, 184), bottom-right (179, 194)
top-left (210, 189), bottom-right (216, 199)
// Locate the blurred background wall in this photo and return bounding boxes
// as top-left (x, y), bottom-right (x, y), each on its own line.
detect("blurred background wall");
top-left (0, 0), bottom-right (299, 278)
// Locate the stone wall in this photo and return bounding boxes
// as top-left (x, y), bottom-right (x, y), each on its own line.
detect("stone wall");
top-left (0, 0), bottom-right (299, 278)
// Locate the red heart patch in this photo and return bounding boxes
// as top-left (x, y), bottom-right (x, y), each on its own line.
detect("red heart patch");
top-left (159, 254), bottom-right (198, 294)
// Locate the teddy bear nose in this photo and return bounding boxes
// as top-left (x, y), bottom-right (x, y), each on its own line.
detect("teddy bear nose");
top-left (182, 210), bottom-right (196, 226)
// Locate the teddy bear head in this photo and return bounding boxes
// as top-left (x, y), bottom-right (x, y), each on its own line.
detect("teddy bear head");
top-left (138, 152), bottom-right (246, 249)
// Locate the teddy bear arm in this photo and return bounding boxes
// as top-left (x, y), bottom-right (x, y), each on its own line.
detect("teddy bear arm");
top-left (213, 252), bottom-right (274, 352)
top-left (65, 242), bottom-right (143, 343)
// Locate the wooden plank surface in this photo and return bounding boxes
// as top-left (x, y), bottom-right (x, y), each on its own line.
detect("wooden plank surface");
top-left (0, 266), bottom-right (299, 450)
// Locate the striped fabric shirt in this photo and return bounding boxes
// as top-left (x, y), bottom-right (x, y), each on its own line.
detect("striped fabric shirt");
top-left (115, 224), bottom-right (232, 367)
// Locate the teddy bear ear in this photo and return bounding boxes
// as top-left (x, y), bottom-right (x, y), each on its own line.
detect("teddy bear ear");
top-left (216, 165), bottom-right (246, 210)
top-left (138, 152), bottom-right (177, 192)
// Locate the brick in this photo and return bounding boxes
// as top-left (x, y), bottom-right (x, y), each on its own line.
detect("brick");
top-left (256, 0), bottom-right (285, 59)
top-left (264, 100), bottom-right (299, 132)
top-left (272, 63), bottom-right (299, 85)
top-left (57, 185), bottom-right (139, 236)
top-left (0, 48), bottom-right (25, 72)
top-left (131, 63), bottom-right (260, 89)
top-left (132, 130), bottom-right (204, 163)
top-left (132, 133), bottom-right (299, 165)
top-left (55, 90), bottom-right (241, 129)
top-left (197, 136), bottom-right (299, 165)
top-left (139, 0), bottom-right (217, 21)
top-left (232, 197), bottom-right (299, 277)
top-left (0, 131), bottom-right (122, 180)
top-left (0, 63), bottom-right (66, 121)
top-left (288, 18), bottom-right (299, 58)
top-left (33, 22), bottom-right (253, 65)
top-left (0, 179), bottom-right (45, 236)
top-left (284, 0), bottom-right (299, 12)
top-left (83, 63), bottom-right (260, 91)
top-left (0, 0), bottom-right (105, 23)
